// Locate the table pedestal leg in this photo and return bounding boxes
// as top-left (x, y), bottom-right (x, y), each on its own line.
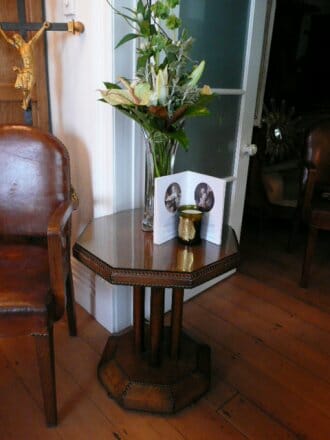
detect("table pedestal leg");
top-left (97, 285), bottom-right (210, 414)
top-left (150, 287), bottom-right (165, 366)
top-left (133, 286), bottom-right (145, 352)
top-left (170, 288), bottom-right (184, 359)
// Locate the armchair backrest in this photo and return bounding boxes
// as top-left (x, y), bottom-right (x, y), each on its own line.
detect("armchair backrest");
top-left (305, 119), bottom-right (330, 191)
top-left (0, 125), bottom-right (71, 237)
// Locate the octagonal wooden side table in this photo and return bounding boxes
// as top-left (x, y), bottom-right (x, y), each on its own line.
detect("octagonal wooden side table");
top-left (73, 209), bottom-right (239, 414)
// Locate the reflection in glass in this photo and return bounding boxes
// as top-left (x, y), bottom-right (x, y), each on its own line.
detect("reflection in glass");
top-left (175, 95), bottom-right (241, 178)
top-left (273, 127), bottom-right (283, 140)
top-left (180, 0), bottom-right (249, 88)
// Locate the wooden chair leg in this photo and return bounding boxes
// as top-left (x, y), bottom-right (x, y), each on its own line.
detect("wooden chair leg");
top-left (300, 225), bottom-right (318, 288)
top-left (66, 269), bottom-right (77, 336)
top-left (34, 328), bottom-right (57, 427)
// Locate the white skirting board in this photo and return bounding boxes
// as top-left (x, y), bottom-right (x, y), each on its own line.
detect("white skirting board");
top-left (72, 258), bottom-right (133, 333)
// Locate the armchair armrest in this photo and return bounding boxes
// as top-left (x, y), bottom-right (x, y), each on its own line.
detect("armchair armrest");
top-left (47, 200), bottom-right (74, 319)
top-left (48, 199), bottom-right (73, 234)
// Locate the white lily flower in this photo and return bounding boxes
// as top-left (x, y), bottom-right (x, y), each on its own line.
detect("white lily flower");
top-left (150, 66), bottom-right (168, 105)
top-left (100, 89), bottom-right (135, 106)
top-left (149, 91), bottom-right (158, 106)
top-left (156, 66), bottom-right (168, 105)
top-left (134, 82), bottom-right (153, 106)
top-left (151, 65), bottom-right (157, 93)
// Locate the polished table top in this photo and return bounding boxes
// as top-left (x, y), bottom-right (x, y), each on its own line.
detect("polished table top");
top-left (73, 209), bottom-right (239, 288)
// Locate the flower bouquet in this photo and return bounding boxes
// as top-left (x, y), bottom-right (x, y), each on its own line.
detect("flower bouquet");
top-left (100, 0), bottom-right (214, 230)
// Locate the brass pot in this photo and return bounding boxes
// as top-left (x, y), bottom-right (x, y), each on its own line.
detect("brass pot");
top-left (177, 205), bottom-right (203, 245)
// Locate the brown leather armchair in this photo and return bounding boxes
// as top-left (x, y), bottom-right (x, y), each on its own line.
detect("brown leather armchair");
top-left (300, 119), bottom-right (330, 287)
top-left (0, 125), bottom-right (77, 426)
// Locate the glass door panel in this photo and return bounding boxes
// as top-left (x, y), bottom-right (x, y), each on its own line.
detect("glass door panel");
top-left (175, 95), bottom-right (241, 177)
top-left (179, 0), bottom-right (250, 88)
top-left (176, 0), bottom-right (250, 181)
top-left (175, 0), bottom-right (269, 238)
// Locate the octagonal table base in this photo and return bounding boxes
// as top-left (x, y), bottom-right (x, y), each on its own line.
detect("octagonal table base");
top-left (97, 326), bottom-right (211, 414)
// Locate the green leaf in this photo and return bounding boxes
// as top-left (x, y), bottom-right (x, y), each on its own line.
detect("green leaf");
top-left (140, 20), bottom-right (152, 36)
top-left (122, 7), bottom-right (138, 15)
top-left (151, 1), bottom-right (170, 19)
top-left (168, 129), bottom-right (189, 150)
top-left (167, 0), bottom-right (180, 8)
top-left (185, 106), bottom-right (211, 118)
top-left (197, 93), bottom-right (216, 106)
top-left (115, 33), bottom-right (139, 49)
top-left (136, 0), bottom-right (145, 15)
top-left (103, 82), bottom-right (121, 90)
top-left (137, 54), bottom-right (150, 71)
top-left (151, 34), bottom-right (167, 51)
top-left (114, 9), bottom-right (139, 24)
top-left (166, 15), bottom-right (181, 30)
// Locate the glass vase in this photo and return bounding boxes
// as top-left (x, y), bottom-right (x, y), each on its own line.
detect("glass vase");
top-left (142, 131), bottom-right (179, 231)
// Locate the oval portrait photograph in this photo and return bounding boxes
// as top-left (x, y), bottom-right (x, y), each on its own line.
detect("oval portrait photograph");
top-left (164, 182), bottom-right (181, 213)
top-left (194, 182), bottom-right (215, 212)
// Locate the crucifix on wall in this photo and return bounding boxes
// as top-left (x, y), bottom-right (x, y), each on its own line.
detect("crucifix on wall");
top-left (0, 0), bottom-right (84, 125)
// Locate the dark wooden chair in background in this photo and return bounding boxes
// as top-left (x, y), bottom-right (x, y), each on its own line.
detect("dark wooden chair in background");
top-left (244, 104), bottom-right (303, 243)
top-left (300, 119), bottom-right (330, 287)
top-left (0, 125), bottom-right (77, 426)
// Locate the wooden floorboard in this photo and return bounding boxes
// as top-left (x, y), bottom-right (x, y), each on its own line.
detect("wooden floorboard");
top-left (0, 219), bottom-right (329, 439)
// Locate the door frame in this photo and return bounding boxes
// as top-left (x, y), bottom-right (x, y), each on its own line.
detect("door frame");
top-left (228, 0), bottom-right (270, 239)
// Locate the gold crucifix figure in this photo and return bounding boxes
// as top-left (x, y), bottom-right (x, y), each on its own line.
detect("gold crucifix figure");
top-left (0, 21), bottom-right (50, 110)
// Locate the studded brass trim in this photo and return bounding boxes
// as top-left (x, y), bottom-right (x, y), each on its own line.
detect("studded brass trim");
top-left (73, 242), bottom-right (239, 289)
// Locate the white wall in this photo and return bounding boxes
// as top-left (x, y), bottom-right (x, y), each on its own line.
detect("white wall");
top-left (45, 0), bottom-right (138, 332)
top-left (45, 0), bottom-right (115, 232)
